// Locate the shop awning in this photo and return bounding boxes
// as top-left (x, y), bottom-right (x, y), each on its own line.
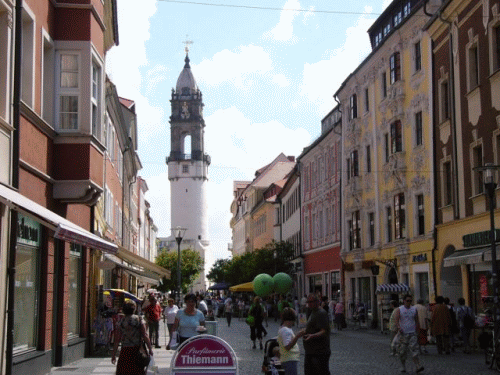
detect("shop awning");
top-left (116, 246), bottom-right (170, 279)
top-left (443, 246), bottom-right (490, 267)
top-left (376, 283), bottom-right (410, 294)
top-left (0, 183), bottom-right (117, 254)
top-left (208, 282), bottom-right (230, 290)
top-left (104, 255), bottom-right (161, 284)
top-left (229, 282), bottom-right (254, 292)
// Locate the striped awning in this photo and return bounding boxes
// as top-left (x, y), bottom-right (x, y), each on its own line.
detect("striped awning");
top-left (376, 283), bottom-right (410, 294)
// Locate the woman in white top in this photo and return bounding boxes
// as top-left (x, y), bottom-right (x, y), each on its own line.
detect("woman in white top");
top-left (277, 307), bottom-right (305, 375)
top-left (163, 298), bottom-right (178, 349)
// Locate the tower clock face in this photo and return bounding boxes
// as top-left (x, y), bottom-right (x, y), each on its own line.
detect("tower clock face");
top-left (181, 102), bottom-right (190, 119)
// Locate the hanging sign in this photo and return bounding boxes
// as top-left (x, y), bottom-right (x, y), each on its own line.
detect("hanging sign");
top-left (171, 335), bottom-right (238, 375)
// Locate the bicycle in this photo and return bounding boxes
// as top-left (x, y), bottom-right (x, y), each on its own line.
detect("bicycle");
top-left (483, 322), bottom-right (500, 371)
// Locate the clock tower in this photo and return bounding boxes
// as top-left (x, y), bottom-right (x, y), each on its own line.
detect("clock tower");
top-left (167, 50), bottom-right (210, 292)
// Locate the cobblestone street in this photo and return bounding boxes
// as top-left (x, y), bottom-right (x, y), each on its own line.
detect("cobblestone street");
top-left (49, 316), bottom-right (494, 375)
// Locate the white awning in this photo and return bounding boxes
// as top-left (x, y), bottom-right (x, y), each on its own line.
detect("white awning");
top-left (0, 183), bottom-right (117, 254)
top-left (116, 246), bottom-right (170, 279)
top-left (104, 255), bottom-right (161, 284)
top-left (443, 247), bottom-right (490, 267)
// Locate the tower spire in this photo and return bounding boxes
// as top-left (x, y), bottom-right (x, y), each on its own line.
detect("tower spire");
top-left (183, 36), bottom-right (193, 68)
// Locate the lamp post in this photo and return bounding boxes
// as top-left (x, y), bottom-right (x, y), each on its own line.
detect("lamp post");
top-left (477, 163), bottom-right (500, 334)
top-left (172, 226), bottom-right (187, 303)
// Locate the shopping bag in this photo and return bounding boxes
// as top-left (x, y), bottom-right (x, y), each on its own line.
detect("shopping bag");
top-left (146, 356), bottom-right (157, 375)
top-left (169, 331), bottom-right (180, 350)
top-left (298, 313), bottom-right (307, 328)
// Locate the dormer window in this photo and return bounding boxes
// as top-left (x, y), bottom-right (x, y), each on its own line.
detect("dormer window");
top-left (383, 24), bottom-right (391, 37)
top-left (403, 2), bottom-right (411, 17)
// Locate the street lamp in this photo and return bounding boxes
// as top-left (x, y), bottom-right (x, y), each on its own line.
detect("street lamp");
top-left (476, 163), bottom-right (500, 334)
top-left (172, 226), bottom-right (187, 303)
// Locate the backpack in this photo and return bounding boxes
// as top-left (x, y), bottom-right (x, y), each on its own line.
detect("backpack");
top-left (463, 308), bottom-right (475, 329)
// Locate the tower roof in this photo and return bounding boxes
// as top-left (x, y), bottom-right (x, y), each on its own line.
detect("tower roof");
top-left (175, 54), bottom-right (198, 94)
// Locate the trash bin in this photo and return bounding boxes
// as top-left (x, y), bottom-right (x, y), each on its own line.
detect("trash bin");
top-left (205, 320), bottom-right (217, 336)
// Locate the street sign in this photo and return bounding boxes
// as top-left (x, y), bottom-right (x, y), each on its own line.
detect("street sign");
top-left (170, 335), bottom-right (238, 375)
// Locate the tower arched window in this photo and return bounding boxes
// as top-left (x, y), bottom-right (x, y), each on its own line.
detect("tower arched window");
top-left (183, 134), bottom-right (192, 159)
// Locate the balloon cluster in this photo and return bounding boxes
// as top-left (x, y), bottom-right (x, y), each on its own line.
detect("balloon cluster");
top-left (253, 272), bottom-right (293, 297)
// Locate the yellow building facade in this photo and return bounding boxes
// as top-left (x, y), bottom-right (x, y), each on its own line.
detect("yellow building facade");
top-left (335, 1), bottom-right (435, 323)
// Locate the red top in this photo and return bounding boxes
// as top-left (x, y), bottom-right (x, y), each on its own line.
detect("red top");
top-left (145, 302), bottom-right (162, 322)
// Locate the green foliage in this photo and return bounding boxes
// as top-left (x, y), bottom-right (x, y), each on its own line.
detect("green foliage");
top-left (206, 241), bottom-right (294, 286)
top-left (155, 248), bottom-right (204, 294)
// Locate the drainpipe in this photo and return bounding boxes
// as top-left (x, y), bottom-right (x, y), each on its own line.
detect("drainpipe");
top-left (6, 1), bottom-right (23, 374)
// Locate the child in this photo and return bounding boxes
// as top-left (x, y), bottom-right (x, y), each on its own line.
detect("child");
top-left (270, 346), bottom-right (281, 366)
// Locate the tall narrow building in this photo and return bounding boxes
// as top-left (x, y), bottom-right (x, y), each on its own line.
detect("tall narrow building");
top-left (166, 51), bottom-right (210, 292)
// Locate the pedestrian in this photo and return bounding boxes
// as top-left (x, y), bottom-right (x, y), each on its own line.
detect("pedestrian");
top-left (197, 295), bottom-right (208, 316)
top-left (445, 297), bottom-right (459, 352)
top-left (431, 296), bottom-right (451, 355)
top-left (456, 297), bottom-right (474, 353)
top-left (224, 295), bottom-right (233, 327)
top-left (394, 294), bottom-right (424, 373)
top-left (414, 299), bottom-right (429, 354)
top-left (260, 298), bottom-right (268, 336)
top-left (334, 300), bottom-right (345, 331)
top-left (163, 298), bottom-right (179, 350)
top-left (171, 293), bottom-right (205, 346)
top-left (300, 293), bottom-right (331, 375)
top-left (111, 300), bottom-right (153, 375)
top-left (144, 294), bottom-right (162, 348)
top-left (388, 300), bottom-right (399, 356)
top-left (249, 296), bottom-right (265, 349)
top-left (277, 307), bottom-right (305, 375)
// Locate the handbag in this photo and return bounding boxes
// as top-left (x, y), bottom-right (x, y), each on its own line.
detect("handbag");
top-left (169, 331), bottom-right (180, 350)
top-left (138, 340), bottom-right (151, 368)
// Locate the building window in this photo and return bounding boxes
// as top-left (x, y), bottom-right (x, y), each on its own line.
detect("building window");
top-left (0, 7), bottom-right (11, 120)
top-left (351, 150), bottom-right (359, 177)
top-left (472, 145), bottom-right (484, 195)
top-left (14, 214), bottom-right (41, 353)
top-left (394, 193), bottom-right (406, 239)
top-left (443, 161), bottom-right (453, 206)
top-left (366, 145), bottom-right (371, 173)
top-left (58, 53), bottom-right (80, 130)
top-left (91, 61), bottom-right (102, 140)
top-left (390, 52), bottom-right (401, 84)
top-left (331, 271), bottom-right (341, 301)
top-left (346, 158), bottom-right (351, 182)
top-left (368, 212), bottom-right (375, 246)
top-left (107, 121), bottom-right (115, 163)
top-left (386, 206), bottom-right (392, 243)
top-left (349, 211), bottom-right (361, 250)
top-left (349, 94), bottom-right (357, 120)
top-left (403, 2), bottom-right (411, 17)
top-left (42, 33), bottom-right (55, 124)
top-left (391, 120), bottom-right (402, 153)
top-left (467, 42), bottom-right (479, 90)
top-left (364, 88), bottom-right (369, 112)
top-left (415, 111), bottom-right (423, 146)
top-left (182, 165), bottom-right (189, 173)
top-left (105, 188), bottom-right (114, 227)
top-left (439, 80), bottom-right (450, 122)
top-left (384, 133), bottom-right (390, 163)
top-left (21, 7), bottom-right (35, 108)
top-left (414, 41), bottom-right (422, 72)
top-left (381, 72), bottom-right (387, 98)
top-left (68, 244), bottom-right (82, 337)
top-left (394, 11), bottom-right (402, 26)
top-left (375, 32), bottom-right (382, 46)
top-left (417, 194), bottom-right (425, 235)
top-left (383, 23), bottom-right (391, 37)
top-left (492, 24), bottom-right (500, 72)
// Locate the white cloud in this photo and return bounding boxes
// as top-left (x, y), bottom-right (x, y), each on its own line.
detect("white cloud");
top-left (145, 64), bottom-right (170, 94)
top-left (263, 0), bottom-right (301, 43)
top-left (299, 9), bottom-right (376, 115)
top-left (193, 45), bottom-right (273, 87)
top-left (272, 74), bottom-right (290, 87)
top-left (302, 6), bottom-right (315, 25)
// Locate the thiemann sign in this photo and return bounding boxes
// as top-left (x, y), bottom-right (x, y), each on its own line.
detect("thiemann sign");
top-left (463, 229), bottom-right (500, 248)
top-left (171, 335), bottom-right (238, 375)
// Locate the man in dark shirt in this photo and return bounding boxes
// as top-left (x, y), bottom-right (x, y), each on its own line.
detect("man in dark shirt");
top-left (300, 294), bottom-right (331, 375)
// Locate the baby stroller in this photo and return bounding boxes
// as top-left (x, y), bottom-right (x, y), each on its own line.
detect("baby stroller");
top-left (261, 338), bottom-right (285, 375)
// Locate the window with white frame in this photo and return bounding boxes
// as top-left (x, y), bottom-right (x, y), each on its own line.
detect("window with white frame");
top-left (349, 94), bottom-right (357, 120)
top-left (0, 6), bottom-right (10, 120)
top-left (403, 2), bottom-right (411, 17)
top-left (349, 210), bottom-right (361, 250)
top-left (394, 11), bottom-right (402, 26)
top-left (105, 188), bottom-right (114, 227)
top-left (107, 121), bottom-right (115, 163)
top-left (467, 36), bottom-right (479, 90)
top-left (21, 7), bottom-right (35, 108)
top-left (390, 52), bottom-right (401, 84)
top-left (394, 193), bottom-right (406, 239)
top-left (57, 53), bottom-right (80, 130)
top-left (68, 244), bottom-right (82, 337)
top-left (416, 194), bottom-right (425, 236)
top-left (91, 60), bottom-right (102, 140)
top-left (42, 33), bottom-right (55, 124)
top-left (383, 23), bottom-right (391, 37)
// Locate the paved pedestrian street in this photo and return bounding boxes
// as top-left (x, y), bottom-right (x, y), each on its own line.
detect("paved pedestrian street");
top-left (49, 316), bottom-right (494, 375)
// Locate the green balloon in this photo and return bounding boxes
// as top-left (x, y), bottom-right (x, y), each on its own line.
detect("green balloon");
top-left (273, 272), bottom-right (293, 294)
top-left (253, 273), bottom-right (274, 297)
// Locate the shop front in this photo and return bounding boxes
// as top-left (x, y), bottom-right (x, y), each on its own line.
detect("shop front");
top-left (303, 245), bottom-right (341, 302)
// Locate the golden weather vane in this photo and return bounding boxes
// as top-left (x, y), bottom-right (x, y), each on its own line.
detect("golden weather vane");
top-left (183, 35), bottom-right (193, 54)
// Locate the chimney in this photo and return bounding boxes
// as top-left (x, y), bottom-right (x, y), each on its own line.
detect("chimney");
top-left (287, 156), bottom-right (295, 162)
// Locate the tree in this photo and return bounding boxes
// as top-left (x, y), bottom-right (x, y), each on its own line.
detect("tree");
top-left (155, 248), bottom-right (204, 294)
top-left (206, 258), bottom-right (231, 283)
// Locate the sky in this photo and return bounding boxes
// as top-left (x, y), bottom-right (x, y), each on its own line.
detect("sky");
top-left (106, 0), bottom-right (393, 273)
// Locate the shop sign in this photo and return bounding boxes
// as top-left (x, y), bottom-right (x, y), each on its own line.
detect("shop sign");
top-left (171, 335), bottom-right (238, 375)
top-left (17, 214), bottom-right (40, 247)
top-left (412, 254), bottom-right (427, 263)
top-left (463, 229), bottom-right (500, 248)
